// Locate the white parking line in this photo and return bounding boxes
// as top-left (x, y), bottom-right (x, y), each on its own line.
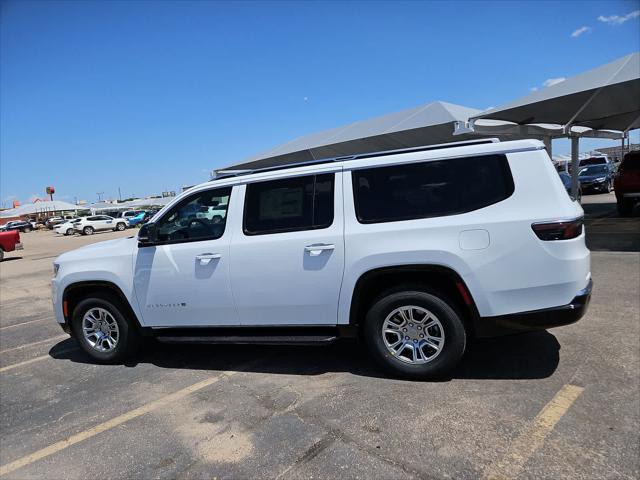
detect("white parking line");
top-left (0, 318), bottom-right (49, 330)
top-left (0, 335), bottom-right (68, 354)
top-left (0, 347), bottom-right (79, 373)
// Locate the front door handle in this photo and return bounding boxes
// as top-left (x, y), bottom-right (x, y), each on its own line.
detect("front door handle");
top-left (304, 244), bottom-right (335, 256)
top-left (195, 253), bottom-right (221, 265)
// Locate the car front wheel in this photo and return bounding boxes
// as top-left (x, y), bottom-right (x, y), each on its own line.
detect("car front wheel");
top-left (83, 226), bottom-right (94, 235)
top-left (364, 288), bottom-right (466, 379)
top-left (71, 294), bottom-right (140, 363)
top-left (66, 228), bottom-right (74, 236)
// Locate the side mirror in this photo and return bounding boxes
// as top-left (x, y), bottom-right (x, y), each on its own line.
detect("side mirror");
top-left (138, 222), bottom-right (157, 246)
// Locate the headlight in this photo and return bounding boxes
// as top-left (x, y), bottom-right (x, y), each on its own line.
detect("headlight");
top-left (595, 177), bottom-right (606, 182)
top-left (53, 263), bottom-right (60, 277)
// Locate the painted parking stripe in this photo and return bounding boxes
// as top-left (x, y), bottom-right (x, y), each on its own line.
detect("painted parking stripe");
top-left (0, 348), bottom-right (79, 373)
top-left (483, 384), bottom-right (584, 480)
top-left (0, 318), bottom-right (49, 331)
top-left (0, 335), bottom-right (68, 354)
top-left (0, 361), bottom-right (261, 477)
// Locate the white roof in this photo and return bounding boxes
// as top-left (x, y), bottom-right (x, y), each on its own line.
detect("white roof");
top-left (0, 200), bottom-right (83, 218)
top-left (473, 52), bottom-right (640, 131)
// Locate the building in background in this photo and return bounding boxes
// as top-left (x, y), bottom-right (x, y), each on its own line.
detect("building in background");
top-left (591, 143), bottom-right (639, 163)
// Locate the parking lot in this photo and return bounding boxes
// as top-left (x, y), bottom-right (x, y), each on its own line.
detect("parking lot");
top-left (0, 193), bottom-right (638, 480)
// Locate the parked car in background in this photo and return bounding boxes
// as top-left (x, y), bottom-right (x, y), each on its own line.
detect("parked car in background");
top-left (578, 164), bottom-right (614, 193)
top-left (52, 138), bottom-right (591, 379)
top-left (126, 211), bottom-right (148, 227)
top-left (73, 215), bottom-right (128, 235)
top-left (558, 171), bottom-right (582, 202)
top-left (46, 216), bottom-right (77, 229)
top-left (55, 218), bottom-right (83, 236)
top-left (0, 220), bottom-right (33, 233)
top-left (120, 210), bottom-right (145, 222)
top-left (0, 230), bottom-right (23, 261)
top-left (614, 150), bottom-right (640, 216)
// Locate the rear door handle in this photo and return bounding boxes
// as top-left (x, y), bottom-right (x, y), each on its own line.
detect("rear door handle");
top-left (195, 253), bottom-right (221, 265)
top-left (305, 244), bottom-right (335, 256)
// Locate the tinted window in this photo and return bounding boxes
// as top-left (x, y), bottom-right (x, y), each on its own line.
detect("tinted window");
top-left (243, 173), bottom-right (334, 235)
top-left (156, 187), bottom-right (231, 243)
top-left (352, 154), bottom-right (514, 224)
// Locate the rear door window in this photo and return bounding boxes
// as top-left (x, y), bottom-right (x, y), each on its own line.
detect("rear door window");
top-left (243, 173), bottom-right (334, 235)
top-left (352, 154), bottom-right (514, 223)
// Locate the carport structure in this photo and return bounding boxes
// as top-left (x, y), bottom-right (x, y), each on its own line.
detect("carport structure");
top-left (221, 53), bottom-right (639, 199)
top-left (218, 101), bottom-right (484, 174)
top-left (456, 52), bottom-right (640, 197)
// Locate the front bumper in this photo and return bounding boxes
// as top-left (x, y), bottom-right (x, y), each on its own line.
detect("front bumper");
top-left (474, 279), bottom-right (593, 337)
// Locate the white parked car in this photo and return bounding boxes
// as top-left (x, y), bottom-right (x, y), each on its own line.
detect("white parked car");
top-left (55, 218), bottom-right (83, 236)
top-left (51, 139), bottom-right (592, 378)
top-left (73, 215), bottom-right (128, 235)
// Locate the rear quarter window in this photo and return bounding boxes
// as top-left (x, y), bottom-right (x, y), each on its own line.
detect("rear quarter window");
top-left (352, 154), bottom-right (514, 224)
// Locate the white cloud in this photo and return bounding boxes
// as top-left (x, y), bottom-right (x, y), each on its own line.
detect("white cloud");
top-left (543, 77), bottom-right (566, 88)
top-left (597, 10), bottom-right (640, 25)
top-left (571, 26), bottom-right (591, 38)
top-left (530, 87), bottom-right (538, 92)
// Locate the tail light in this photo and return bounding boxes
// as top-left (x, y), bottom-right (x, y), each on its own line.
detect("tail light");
top-left (532, 217), bottom-right (583, 241)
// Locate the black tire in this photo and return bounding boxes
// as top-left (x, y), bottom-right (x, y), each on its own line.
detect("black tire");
top-left (66, 228), bottom-right (74, 236)
top-left (617, 198), bottom-right (633, 216)
top-left (71, 294), bottom-right (140, 364)
top-left (115, 222), bottom-right (126, 231)
top-left (363, 288), bottom-right (466, 379)
top-left (23, 227), bottom-right (31, 233)
top-left (0, 248), bottom-right (4, 262)
top-left (605, 181), bottom-right (612, 193)
top-left (83, 226), bottom-right (94, 235)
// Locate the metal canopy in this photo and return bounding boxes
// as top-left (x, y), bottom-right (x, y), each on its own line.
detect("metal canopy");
top-left (225, 101), bottom-right (482, 171)
top-left (470, 52), bottom-right (640, 132)
top-left (0, 200), bottom-right (84, 218)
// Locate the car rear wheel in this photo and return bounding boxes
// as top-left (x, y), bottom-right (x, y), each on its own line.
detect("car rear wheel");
top-left (65, 228), bottom-right (74, 236)
top-left (0, 248), bottom-right (4, 262)
top-left (71, 294), bottom-right (140, 363)
top-left (115, 222), bottom-right (126, 231)
top-left (364, 288), bottom-right (466, 379)
top-left (83, 226), bottom-right (94, 235)
top-left (23, 227), bottom-right (31, 233)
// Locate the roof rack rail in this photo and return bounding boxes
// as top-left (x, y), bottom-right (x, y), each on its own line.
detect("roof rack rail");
top-left (211, 138), bottom-right (500, 180)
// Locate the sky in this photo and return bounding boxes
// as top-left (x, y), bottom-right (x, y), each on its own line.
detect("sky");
top-left (1, 0), bottom-right (639, 206)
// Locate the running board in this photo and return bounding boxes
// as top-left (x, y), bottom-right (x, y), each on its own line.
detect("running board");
top-left (156, 335), bottom-right (338, 345)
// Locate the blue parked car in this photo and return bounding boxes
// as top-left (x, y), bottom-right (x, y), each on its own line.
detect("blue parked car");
top-left (558, 171), bottom-right (582, 202)
top-left (578, 164), bottom-right (614, 194)
top-left (127, 211), bottom-right (147, 227)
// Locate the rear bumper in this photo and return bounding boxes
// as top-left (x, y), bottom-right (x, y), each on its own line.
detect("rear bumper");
top-left (474, 279), bottom-right (593, 337)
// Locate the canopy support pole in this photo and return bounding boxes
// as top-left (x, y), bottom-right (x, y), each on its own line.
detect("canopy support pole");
top-left (543, 136), bottom-right (552, 157)
top-left (571, 135), bottom-right (580, 199)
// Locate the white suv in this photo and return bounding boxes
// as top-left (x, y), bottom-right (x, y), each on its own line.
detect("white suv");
top-left (51, 139), bottom-right (592, 378)
top-left (73, 215), bottom-right (128, 235)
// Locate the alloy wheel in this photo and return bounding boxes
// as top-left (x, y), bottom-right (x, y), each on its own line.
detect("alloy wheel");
top-left (82, 307), bottom-right (120, 352)
top-left (382, 305), bottom-right (445, 364)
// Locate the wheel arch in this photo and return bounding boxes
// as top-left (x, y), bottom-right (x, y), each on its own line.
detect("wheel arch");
top-left (348, 265), bottom-right (480, 334)
top-left (63, 281), bottom-right (144, 333)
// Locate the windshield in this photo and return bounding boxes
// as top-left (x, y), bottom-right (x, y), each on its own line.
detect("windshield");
top-left (579, 165), bottom-right (607, 176)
